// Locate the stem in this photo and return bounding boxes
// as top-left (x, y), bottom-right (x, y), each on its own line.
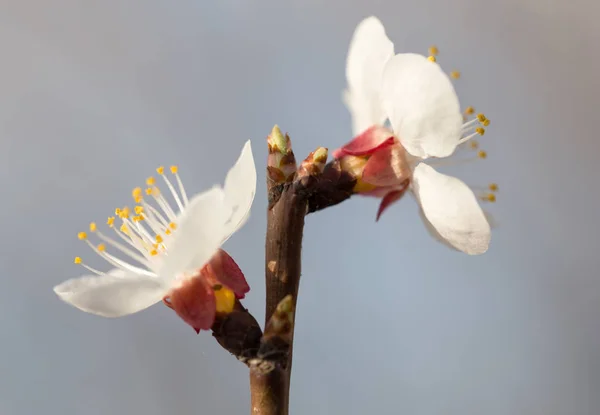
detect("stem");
top-left (250, 184), bottom-right (306, 415)
top-left (249, 130), bottom-right (356, 414)
top-left (211, 301), bottom-right (263, 362)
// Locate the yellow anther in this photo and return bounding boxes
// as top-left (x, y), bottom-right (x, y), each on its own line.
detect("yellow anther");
top-left (132, 187), bottom-right (143, 200)
top-left (106, 217), bottom-right (115, 227)
top-left (469, 140), bottom-right (479, 150)
top-left (214, 287), bottom-right (235, 314)
top-left (115, 208), bottom-right (122, 216)
top-left (428, 45), bottom-right (439, 56)
top-left (156, 166), bottom-right (165, 175)
top-left (74, 256), bottom-right (82, 264)
top-left (146, 176), bottom-right (156, 186)
top-left (78, 232), bottom-right (87, 240)
top-left (170, 165), bottom-right (178, 174)
top-left (165, 229), bottom-right (172, 235)
top-left (120, 224), bottom-right (129, 234)
top-left (477, 113), bottom-right (487, 123)
top-left (488, 183), bottom-right (499, 192)
top-left (465, 106), bottom-right (475, 115)
top-left (427, 55), bottom-right (437, 62)
top-left (134, 206), bottom-right (144, 215)
top-left (450, 70), bottom-right (461, 79)
top-left (132, 215), bottom-right (140, 222)
top-left (152, 243), bottom-right (159, 249)
top-left (89, 222), bottom-right (97, 232)
top-left (150, 249), bottom-right (158, 256)
top-left (97, 243), bottom-right (106, 252)
top-left (482, 119), bottom-right (490, 127)
top-left (486, 193), bottom-right (496, 202)
top-left (477, 150), bottom-right (488, 159)
top-left (169, 222), bottom-right (177, 230)
top-left (155, 235), bottom-right (163, 243)
top-left (134, 196), bottom-right (143, 204)
top-left (476, 127), bottom-right (485, 136)
top-left (145, 187), bottom-right (153, 195)
top-left (120, 207), bottom-right (131, 218)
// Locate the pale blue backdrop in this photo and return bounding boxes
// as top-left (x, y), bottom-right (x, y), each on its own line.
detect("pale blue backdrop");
top-left (1, 1), bottom-right (598, 414)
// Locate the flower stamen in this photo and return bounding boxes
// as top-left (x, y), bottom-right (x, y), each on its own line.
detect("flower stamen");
top-left (142, 202), bottom-right (170, 229)
top-left (149, 187), bottom-right (178, 222)
top-left (82, 237), bottom-right (149, 275)
top-left (157, 165), bottom-right (185, 212)
top-left (73, 165), bottom-right (192, 276)
top-left (483, 193), bottom-right (496, 202)
top-left (95, 229), bottom-right (151, 266)
top-left (171, 166), bottom-right (189, 207)
top-left (73, 256), bottom-right (105, 275)
top-left (462, 118), bottom-right (480, 130)
top-left (468, 185), bottom-right (500, 204)
top-left (457, 129), bottom-right (485, 146)
top-left (114, 226), bottom-right (153, 261)
top-left (132, 187), bottom-right (143, 204)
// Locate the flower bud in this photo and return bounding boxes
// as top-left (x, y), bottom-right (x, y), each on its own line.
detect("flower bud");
top-left (297, 147), bottom-right (328, 179)
top-left (267, 125), bottom-right (297, 184)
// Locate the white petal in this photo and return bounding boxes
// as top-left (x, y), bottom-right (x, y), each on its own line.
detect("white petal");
top-left (53, 269), bottom-right (167, 317)
top-left (222, 140), bottom-right (256, 243)
top-left (417, 207), bottom-right (460, 252)
top-left (344, 16), bottom-right (394, 135)
top-left (411, 163), bottom-right (490, 255)
top-left (158, 187), bottom-right (228, 281)
top-left (381, 53), bottom-right (463, 159)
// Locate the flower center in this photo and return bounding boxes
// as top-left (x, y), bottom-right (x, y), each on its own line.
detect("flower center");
top-left (338, 155), bottom-right (379, 193)
top-left (213, 285), bottom-right (236, 313)
top-left (73, 165), bottom-right (190, 276)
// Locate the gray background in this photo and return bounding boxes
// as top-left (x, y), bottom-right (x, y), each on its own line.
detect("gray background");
top-left (1, 1), bottom-right (599, 414)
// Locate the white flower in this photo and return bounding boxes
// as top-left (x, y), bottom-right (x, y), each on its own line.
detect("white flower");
top-left (54, 141), bottom-right (257, 326)
top-left (341, 16), bottom-right (493, 255)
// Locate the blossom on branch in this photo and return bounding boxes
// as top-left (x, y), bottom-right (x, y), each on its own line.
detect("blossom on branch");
top-left (334, 16), bottom-right (496, 255)
top-left (54, 141), bottom-right (256, 332)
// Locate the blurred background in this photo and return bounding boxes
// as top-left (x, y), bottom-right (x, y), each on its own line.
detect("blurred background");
top-left (1, 0), bottom-right (599, 414)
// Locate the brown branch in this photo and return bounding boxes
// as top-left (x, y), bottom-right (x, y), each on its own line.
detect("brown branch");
top-left (211, 300), bottom-right (263, 363)
top-left (299, 160), bottom-right (356, 214)
top-left (250, 129), bottom-right (358, 415)
top-left (250, 180), bottom-right (306, 415)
